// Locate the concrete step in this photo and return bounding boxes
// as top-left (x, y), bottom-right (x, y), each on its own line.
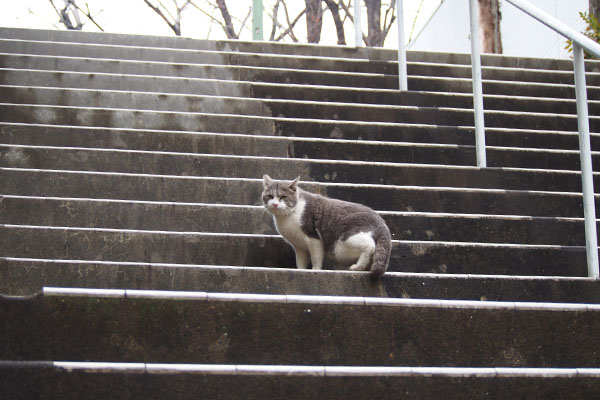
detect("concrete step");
top-left (2, 36), bottom-right (600, 87)
top-left (0, 145), bottom-right (600, 192)
top-left (0, 38), bottom-right (400, 76)
top-left (0, 139), bottom-right (600, 180)
top-left (2, 122), bottom-right (598, 155)
top-left (3, 258), bottom-right (599, 303)
top-left (0, 196), bottom-right (590, 247)
top-left (4, 69), bottom-right (600, 118)
top-left (5, 26), bottom-right (600, 74)
top-left (0, 104), bottom-right (596, 150)
top-left (3, 361), bottom-right (600, 400)
top-left (4, 86), bottom-right (598, 134)
top-left (0, 169), bottom-right (590, 217)
top-left (0, 225), bottom-right (587, 276)
top-left (7, 68), bottom-right (600, 116)
top-left (3, 288), bottom-right (600, 366)
top-left (0, 145), bottom-right (595, 194)
top-left (2, 52), bottom-right (599, 98)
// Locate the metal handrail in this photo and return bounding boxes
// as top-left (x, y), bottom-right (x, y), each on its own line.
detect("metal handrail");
top-left (393, 0), bottom-right (600, 278)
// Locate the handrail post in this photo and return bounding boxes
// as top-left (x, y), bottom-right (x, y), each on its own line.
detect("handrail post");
top-left (468, 0), bottom-right (487, 168)
top-left (396, 0), bottom-right (408, 91)
top-left (252, 0), bottom-right (263, 41)
top-left (354, 0), bottom-right (362, 47)
top-left (573, 43), bottom-right (600, 279)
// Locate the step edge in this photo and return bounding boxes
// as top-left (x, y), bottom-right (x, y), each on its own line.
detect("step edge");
top-left (1, 194), bottom-right (588, 222)
top-left (1, 167), bottom-right (590, 196)
top-left (0, 224), bottom-right (588, 250)
top-left (38, 286), bottom-right (600, 311)
top-left (2, 361), bottom-right (599, 378)
top-left (7, 84), bottom-right (600, 118)
top-left (1, 144), bottom-right (592, 177)
top-left (2, 256), bottom-right (595, 282)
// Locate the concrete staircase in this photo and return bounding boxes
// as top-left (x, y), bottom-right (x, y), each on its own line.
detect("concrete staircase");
top-left (2, 27), bottom-right (600, 398)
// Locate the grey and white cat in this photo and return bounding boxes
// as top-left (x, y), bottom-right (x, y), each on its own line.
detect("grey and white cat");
top-left (262, 175), bottom-right (392, 278)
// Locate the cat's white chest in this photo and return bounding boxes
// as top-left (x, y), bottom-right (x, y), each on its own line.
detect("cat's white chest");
top-left (273, 198), bottom-right (311, 249)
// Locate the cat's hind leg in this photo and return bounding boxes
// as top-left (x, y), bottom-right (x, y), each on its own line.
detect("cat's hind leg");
top-left (334, 232), bottom-right (376, 272)
top-left (349, 250), bottom-right (375, 271)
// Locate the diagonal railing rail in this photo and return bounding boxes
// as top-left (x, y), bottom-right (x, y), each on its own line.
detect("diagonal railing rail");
top-left (392, 0), bottom-right (600, 278)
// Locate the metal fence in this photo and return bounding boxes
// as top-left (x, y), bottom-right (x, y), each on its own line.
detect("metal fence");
top-left (384, 0), bottom-right (600, 278)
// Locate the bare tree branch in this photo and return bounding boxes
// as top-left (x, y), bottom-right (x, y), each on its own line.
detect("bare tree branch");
top-left (143, 0), bottom-right (180, 35)
top-left (191, 0), bottom-right (250, 39)
top-left (48, 0), bottom-right (103, 31)
top-left (278, 0), bottom-right (304, 42)
top-left (216, 0), bottom-right (237, 39)
top-left (143, 0), bottom-right (191, 36)
top-left (191, 1), bottom-right (226, 30)
top-left (408, 0), bottom-right (424, 42)
top-left (269, 0), bottom-right (282, 41)
top-left (339, 0), bottom-right (354, 23)
top-left (236, 7), bottom-right (252, 38)
top-left (381, 0), bottom-right (396, 44)
top-left (339, 0), bottom-right (367, 45)
top-left (49, 0), bottom-right (81, 29)
top-left (323, 0), bottom-right (346, 45)
top-left (73, 2), bottom-right (104, 31)
top-left (29, 6), bottom-right (62, 29)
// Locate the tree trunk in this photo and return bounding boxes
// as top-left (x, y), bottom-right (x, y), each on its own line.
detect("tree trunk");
top-left (478, 0), bottom-right (503, 53)
top-left (591, 0), bottom-right (600, 18)
top-left (323, 0), bottom-right (346, 45)
top-left (216, 0), bottom-right (238, 39)
top-left (365, 0), bottom-right (383, 47)
top-left (305, 0), bottom-right (323, 43)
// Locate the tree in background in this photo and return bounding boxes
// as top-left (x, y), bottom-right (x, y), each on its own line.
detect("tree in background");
top-left (142, 0), bottom-right (191, 36)
top-left (267, 0), bottom-right (305, 42)
top-left (566, 0), bottom-right (600, 59)
top-left (478, 0), bottom-right (502, 53)
top-left (143, 0), bottom-right (397, 47)
top-left (48, 0), bottom-right (103, 31)
top-left (323, 0), bottom-right (347, 45)
top-left (43, 0), bottom-right (399, 47)
top-left (343, 0), bottom-right (396, 47)
top-left (591, 0), bottom-right (600, 20)
top-left (305, 0), bottom-right (323, 43)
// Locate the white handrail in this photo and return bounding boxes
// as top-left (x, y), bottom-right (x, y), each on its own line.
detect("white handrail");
top-left (397, 0), bottom-right (408, 91)
top-left (394, 0), bottom-right (599, 278)
top-left (573, 43), bottom-right (599, 279)
top-left (354, 0), bottom-right (362, 47)
top-left (468, 0), bottom-right (487, 168)
top-left (506, 0), bottom-right (600, 58)
top-left (502, 0), bottom-right (599, 279)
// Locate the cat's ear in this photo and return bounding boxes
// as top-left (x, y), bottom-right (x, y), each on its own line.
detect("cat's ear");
top-left (288, 176), bottom-right (301, 192)
top-left (263, 174), bottom-right (273, 189)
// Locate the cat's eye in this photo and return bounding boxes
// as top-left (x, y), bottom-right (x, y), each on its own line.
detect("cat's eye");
top-left (263, 194), bottom-right (274, 201)
top-left (280, 195), bottom-right (287, 200)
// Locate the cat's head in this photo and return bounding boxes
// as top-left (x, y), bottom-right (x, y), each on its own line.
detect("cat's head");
top-left (262, 175), bottom-right (300, 216)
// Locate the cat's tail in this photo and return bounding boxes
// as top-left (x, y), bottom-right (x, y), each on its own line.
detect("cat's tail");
top-left (370, 227), bottom-right (392, 278)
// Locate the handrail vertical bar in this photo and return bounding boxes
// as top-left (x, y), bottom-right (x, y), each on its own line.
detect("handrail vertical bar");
top-left (468, 0), bottom-right (487, 168)
top-left (354, 0), bottom-right (362, 47)
top-left (573, 43), bottom-right (599, 279)
top-left (396, 0), bottom-right (408, 91)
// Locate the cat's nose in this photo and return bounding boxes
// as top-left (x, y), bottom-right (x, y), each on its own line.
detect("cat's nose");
top-left (273, 203), bottom-right (279, 208)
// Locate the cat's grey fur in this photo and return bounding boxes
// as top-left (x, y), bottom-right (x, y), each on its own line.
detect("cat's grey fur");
top-left (262, 175), bottom-right (391, 277)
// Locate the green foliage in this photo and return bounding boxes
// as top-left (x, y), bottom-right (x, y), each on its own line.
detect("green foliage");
top-left (566, 12), bottom-right (600, 59)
